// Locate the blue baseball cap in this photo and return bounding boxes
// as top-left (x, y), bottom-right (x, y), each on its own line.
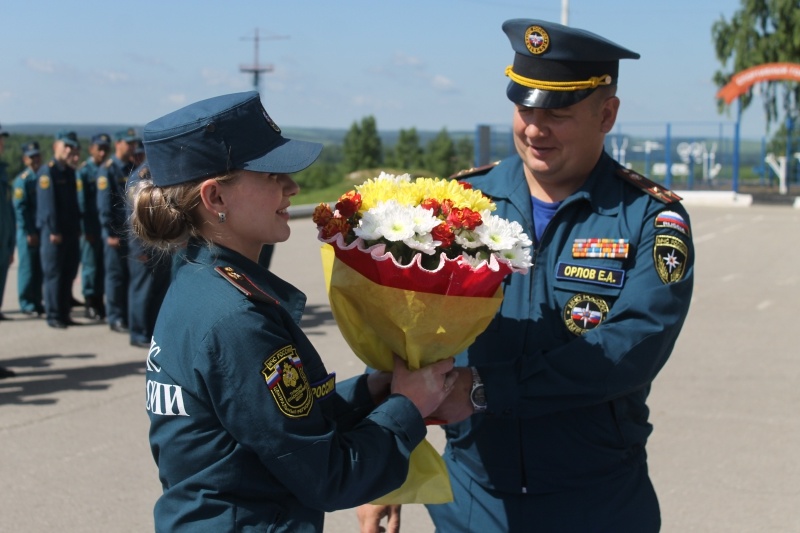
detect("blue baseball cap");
top-left (55, 130), bottom-right (79, 147)
top-left (115, 128), bottom-right (141, 143)
top-left (143, 91), bottom-right (323, 187)
top-left (92, 133), bottom-right (112, 147)
top-left (503, 19), bottom-right (639, 109)
top-left (22, 141), bottom-right (40, 157)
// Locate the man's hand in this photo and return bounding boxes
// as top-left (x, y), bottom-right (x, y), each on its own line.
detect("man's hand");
top-left (50, 233), bottom-right (62, 245)
top-left (26, 234), bottom-right (39, 247)
top-left (107, 236), bottom-right (120, 248)
top-left (357, 504), bottom-right (401, 533)
top-left (426, 367), bottom-right (474, 424)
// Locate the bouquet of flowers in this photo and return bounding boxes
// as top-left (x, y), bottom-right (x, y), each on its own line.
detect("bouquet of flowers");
top-left (314, 172), bottom-right (532, 504)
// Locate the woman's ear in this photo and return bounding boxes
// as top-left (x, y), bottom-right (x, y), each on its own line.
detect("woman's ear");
top-left (199, 178), bottom-right (225, 216)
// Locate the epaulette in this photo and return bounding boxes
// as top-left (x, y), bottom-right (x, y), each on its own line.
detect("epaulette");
top-left (48, 161), bottom-right (55, 168)
top-left (449, 161), bottom-right (500, 180)
top-left (21, 170), bottom-right (30, 179)
top-left (615, 167), bottom-right (682, 204)
top-left (78, 161), bottom-right (87, 169)
top-left (104, 159), bottom-right (114, 168)
top-left (215, 266), bottom-right (279, 306)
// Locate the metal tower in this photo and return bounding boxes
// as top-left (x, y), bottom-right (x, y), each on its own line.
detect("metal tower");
top-left (239, 28), bottom-right (289, 92)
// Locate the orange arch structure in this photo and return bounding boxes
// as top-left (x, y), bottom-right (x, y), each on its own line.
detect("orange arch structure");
top-left (717, 62), bottom-right (800, 104)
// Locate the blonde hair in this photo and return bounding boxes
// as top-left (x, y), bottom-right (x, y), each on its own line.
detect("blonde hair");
top-left (129, 166), bottom-right (236, 251)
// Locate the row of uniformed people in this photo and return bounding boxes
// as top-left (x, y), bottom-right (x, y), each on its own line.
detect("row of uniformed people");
top-left (4, 127), bottom-right (170, 348)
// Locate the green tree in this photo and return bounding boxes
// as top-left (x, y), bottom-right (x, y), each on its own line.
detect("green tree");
top-left (424, 128), bottom-right (456, 178)
top-left (391, 128), bottom-right (424, 169)
top-left (453, 136), bottom-right (474, 174)
top-left (341, 115), bottom-right (382, 173)
top-left (712, 0), bottom-right (800, 129)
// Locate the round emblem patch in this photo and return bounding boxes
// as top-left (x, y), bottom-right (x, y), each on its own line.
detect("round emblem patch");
top-left (76, 180), bottom-right (83, 192)
top-left (525, 25), bottom-right (550, 55)
top-left (38, 176), bottom-right (50, 190)
top-left (653, 235), bottom-right (688, 284)
top-left (97, 176), bottom-right (109, 190)
top-left (564, 293), bottom-right (609, 336)
top-left (14, 187), bottom-right (23, 201)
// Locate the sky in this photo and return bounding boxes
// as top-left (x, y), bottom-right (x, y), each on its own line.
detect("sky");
top-left (0, 0), bottom-right (772, 141)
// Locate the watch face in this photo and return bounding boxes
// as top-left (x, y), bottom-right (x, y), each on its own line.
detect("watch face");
top-left (471, 384), bottom-right (487, 408)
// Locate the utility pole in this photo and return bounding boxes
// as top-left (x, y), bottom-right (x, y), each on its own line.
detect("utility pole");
top-left (239, 28), bottom-right (289, 92)
top-left (561, 0), bottom-right (569, 25)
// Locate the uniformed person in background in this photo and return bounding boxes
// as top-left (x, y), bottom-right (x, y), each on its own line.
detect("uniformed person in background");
top-left (12, 141), bottom-right (45, 317)
top-left (360, 19), bottom-right (694, 533)
top-left (126, 158), bottom-right (171, 349)
top-left (36, 130), bottom-right (82, 329)
top-left (131, 91), bottom-right (458, 532)
top-left (96, 128), bottom-right (139, 333)
top-left (76, 133), bottom-right (111, 320)
top-left (0, 123), bottom-right (15, 321)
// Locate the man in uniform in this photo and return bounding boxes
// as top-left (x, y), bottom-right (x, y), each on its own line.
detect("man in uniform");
top-left (96, 128), bottom-right (139, 333)
top-left (359, 19), bottom-right (694, 532)
top-left (0, 123), bottom-right (15, 321)
top-left (37, 130), bottom-right (82, 329)
top-left (12, 141), bottom-right (45, 316)
top-left (76, 133), bottom-right (111, 320)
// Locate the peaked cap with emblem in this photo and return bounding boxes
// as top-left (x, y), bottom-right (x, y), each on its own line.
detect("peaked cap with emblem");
top-left (143, 91), bottom-right (323, 187)
top-left (503, 19), bottom-right (640, 109)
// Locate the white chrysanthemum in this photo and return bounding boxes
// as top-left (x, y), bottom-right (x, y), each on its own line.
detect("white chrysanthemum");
top-left (409, 205), bottom-right (440, 234)
top-left (354, 209), bottom-right (383, 240)
top-left (498, 243), bottom-right (534, 268)
top-left (375, 171), bottom-right (411, 183)
top-left (361, 200), bottom-right (417, 242)
top-left (475, 214), bottom-right (523, 251)
top-left (454, 229), bottom-right (483, 249)
top-left (404, 232), bottom-right (440, 255)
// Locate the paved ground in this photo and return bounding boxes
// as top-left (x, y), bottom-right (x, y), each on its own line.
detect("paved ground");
top-left (1, 202), bottom-right (799, 532)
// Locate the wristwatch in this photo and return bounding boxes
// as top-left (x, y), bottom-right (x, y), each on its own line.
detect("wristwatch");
top-left (470, 367), bottom-right (487, 412)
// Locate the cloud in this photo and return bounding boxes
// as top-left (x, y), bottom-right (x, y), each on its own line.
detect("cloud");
top-left (25, 58), bottom-right (57, 74)
top-left (431, 74), bottom-right (457, 93)
top-left (96, 70), bottom-right (130, 84)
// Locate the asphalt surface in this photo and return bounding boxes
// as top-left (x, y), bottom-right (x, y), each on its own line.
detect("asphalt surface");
top-left (1, 201), bottom-right (799, 532)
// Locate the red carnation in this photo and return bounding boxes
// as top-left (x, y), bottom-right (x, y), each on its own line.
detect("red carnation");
top-left (321, 217), bottom-right (352, 240)
top-left (420, 198), bottom-right (441, 215)
top-left (439, 199), bottom-right (455, 217)
top-left (431, 222), bottom-right (455, 248)
top-left (335, 191), bottom-right (362, 218)
top-left (458, 181), bottom-right (473, 190)
top-left (446, 207), bottom-right (482, 231)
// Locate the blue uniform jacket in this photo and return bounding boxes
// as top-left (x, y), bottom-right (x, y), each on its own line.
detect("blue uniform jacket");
top-left (96, 156), bottom-right (132, 239)
top-left (75, 158), bottom-right (102, 238)
top-left (0, 162), bottom-right (15, 252)
top-left (147, 241), bottom-right (426, 532)
top-left (447, 152), bottom-right (694, 494)
top-left (35, 160), bottom-right (80, 237)
top-left (12, 167), bottom-right (38, 237)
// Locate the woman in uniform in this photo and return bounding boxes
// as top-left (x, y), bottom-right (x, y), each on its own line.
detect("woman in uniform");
top-left (131, 91), bottom-right (456, 532)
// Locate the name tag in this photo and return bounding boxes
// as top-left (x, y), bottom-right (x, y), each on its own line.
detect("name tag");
top-left (556, 262), bottom-right (625, 288)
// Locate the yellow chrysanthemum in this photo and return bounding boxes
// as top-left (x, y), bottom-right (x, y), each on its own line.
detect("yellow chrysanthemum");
top-left (356, 175), bottom-right (495, 213)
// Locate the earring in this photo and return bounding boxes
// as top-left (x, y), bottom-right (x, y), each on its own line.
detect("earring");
top-left (218, 212), bottom-right (227, 223)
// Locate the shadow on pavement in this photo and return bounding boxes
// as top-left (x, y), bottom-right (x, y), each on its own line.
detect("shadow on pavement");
top-left (300, 304), bottom-right (336, 333)
top-left (0, 354), bottom-right (145, 406)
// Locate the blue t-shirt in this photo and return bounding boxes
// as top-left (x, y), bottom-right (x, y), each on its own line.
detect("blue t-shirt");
top-left (531, 195), bottom-right (562, 243)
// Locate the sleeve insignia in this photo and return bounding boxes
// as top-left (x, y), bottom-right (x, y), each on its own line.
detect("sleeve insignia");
top-left (262, 345), bottom-right (313, 418)
top-left (215, 266), bottom-right (280, 305)
top-left (104, 159), bottom-right (113, 168)
top-left (449, 161), bottom-right (500, 180)
top-left (654, 210), bottom-right (690, 237)
top-left (616, 167), bottom-right (682, 204)
top-left (76, 179), bottom-right (83, 192)
top-left (310, 373), bottom-right (336, 401)
top-left (653, 235), bottom-right (688, 284)
top-left (97, 176), bottom-right (109, 190)
top-left (563, 293), bottom-right (609, 336)
top-left (14, 187), bottom-right (23, 200)
top-left (38, 175), bottom-right (50, 190)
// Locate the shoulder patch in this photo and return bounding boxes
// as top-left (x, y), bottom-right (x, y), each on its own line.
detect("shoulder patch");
top-left (14, 187), bottom-right (23, 200)
top-left (97, 176), bottom-right (108, 190)
top-left (104, 159), bottom-right (114, 168)
top-left (654, 210), bottom-right (690, 237)
top-left (215, 266), bottom-right (280, 305)
top-left (449, 161), bottom-right (500, 180)
top-left (653, 235), bottom-right (688, 284)
top-left (38, 175), bottom-right (51, 189)
top-left (616, 167), bottom-right (682, 204)
top-left (261, 345), bottom-right (313, 418)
